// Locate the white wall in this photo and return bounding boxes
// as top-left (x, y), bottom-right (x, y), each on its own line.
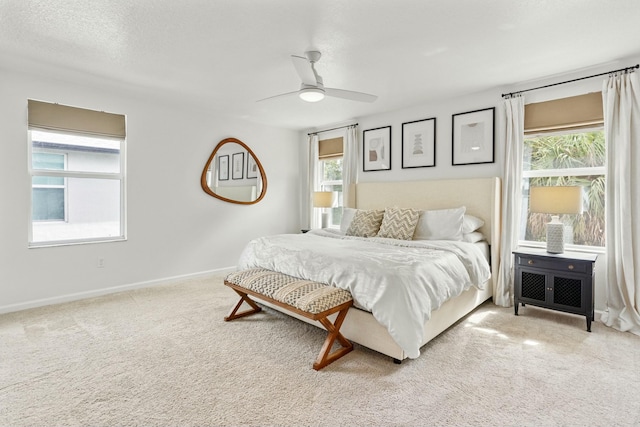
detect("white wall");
top-left (356, 90), bottom-right (503, 183)
top-left (0, 66), bottom-right (301, 313)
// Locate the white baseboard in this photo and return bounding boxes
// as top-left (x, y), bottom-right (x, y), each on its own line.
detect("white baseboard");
top-left (0, 266), bottom-right (236, 315)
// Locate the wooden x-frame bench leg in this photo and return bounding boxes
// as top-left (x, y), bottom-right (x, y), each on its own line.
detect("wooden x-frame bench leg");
top-left (223, 283), bottom-right (353, 370)
top-left (224, 289), bottom-right (262, 321)
top-left (313, 306), bottom-right (353, 370)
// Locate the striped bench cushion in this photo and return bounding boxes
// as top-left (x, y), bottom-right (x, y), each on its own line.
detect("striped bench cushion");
top-left (225, 268), bottom-right (352, 314)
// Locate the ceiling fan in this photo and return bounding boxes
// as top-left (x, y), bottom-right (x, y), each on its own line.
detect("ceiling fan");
top-left (258, 50), bottom-right (378, 103)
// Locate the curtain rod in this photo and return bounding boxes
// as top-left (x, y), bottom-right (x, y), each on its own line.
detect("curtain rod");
top-left (502, 64), bottom-right (639, 98)
top-left (307, 123), bottom-right (358, 136)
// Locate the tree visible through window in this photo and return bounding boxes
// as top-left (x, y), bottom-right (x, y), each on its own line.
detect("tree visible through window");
top-left (522, 129), bottom-right (605, 247)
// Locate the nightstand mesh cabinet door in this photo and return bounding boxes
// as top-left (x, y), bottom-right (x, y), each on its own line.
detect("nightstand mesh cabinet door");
top-left (553, 276), bottom-right (582, 308)
top-left (521, 271), bottom-right (546, 302)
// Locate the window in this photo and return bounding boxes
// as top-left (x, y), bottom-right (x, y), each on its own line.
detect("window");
top-left (521, 93), bottom-right (605, 250)
top-left (318, 157), bottom-right (343, 227)
top-left (522, 129), bottom-right (605, 248)
top-left (28, 100), bottom-right (126, 247)
top-left (316, 137), bottom-right (343, 228)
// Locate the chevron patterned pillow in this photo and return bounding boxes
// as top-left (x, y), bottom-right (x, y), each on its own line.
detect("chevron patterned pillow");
top-left (376, 206), bottom-right (421, 240)
top-left (345, 209), bottom-right (384, 237)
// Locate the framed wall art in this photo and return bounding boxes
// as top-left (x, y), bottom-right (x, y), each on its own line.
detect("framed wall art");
top-left (452, 107), bottom-right (495, 166)
top-left (218, 155), bottom-right (229, 181)
top-left (246, 154), bottom-right (258, 179)
top-left (232, 152), bottom-right (244, 179)
top-left (363, 126), bottom-right (391, 171)
top-left (402, 117), bottom-right (436, 169)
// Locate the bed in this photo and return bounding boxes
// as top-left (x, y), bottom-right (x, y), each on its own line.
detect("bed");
top-left (237, 177), bottom-right (501, 362)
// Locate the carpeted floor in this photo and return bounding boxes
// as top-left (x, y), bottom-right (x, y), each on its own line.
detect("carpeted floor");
top-left (1, 275), bottom-right (639, 427)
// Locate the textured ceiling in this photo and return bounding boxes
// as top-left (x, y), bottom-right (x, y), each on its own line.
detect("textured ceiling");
top-left (2, 0), bottom-right (640, 130)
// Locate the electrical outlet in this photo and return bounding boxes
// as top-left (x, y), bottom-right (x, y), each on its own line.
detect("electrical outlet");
top-left (97, 258), bottom-right (105, 268)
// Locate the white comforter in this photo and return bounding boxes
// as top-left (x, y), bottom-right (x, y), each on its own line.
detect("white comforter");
top-left (237, 229), bottom-right (491, 359)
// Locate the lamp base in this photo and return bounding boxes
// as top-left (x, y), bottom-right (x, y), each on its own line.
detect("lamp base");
top-left (546, 216), bottom-right (564, 254)
top-left (321, 212), bottom-right (329, 229)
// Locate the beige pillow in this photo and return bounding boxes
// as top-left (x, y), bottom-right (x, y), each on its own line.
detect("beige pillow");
top-left (377, 207), bottom-right (421, 240)
top-left (345, 209), bottom-right (384, 237)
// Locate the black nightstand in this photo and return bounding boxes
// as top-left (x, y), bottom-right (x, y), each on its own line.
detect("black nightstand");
top-left (513, 248), bottom-right (598, 331)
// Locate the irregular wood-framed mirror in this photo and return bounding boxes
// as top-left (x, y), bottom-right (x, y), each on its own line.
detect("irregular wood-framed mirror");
top-left (201, 137), bottom-right (267, 204)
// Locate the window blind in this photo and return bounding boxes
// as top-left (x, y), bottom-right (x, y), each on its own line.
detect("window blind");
top-left (524, 92), bottom-right (603, 134)
top-left (28, 100), bottom-right (126, 138)
top-left (318, 137), bottom-right (343, 160)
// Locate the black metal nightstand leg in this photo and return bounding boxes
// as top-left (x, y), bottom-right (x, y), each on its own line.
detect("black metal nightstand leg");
top-left (587, 317), bottom-right (592, 332)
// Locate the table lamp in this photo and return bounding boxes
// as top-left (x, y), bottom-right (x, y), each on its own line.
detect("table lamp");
top-left (313, 191), bottom-right (334, 228)
top-left (529, 186), bottom-right (583, 254)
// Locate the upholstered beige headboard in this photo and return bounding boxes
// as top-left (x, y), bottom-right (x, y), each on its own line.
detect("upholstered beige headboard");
top-left (354, 177), bottom-right (502, 288)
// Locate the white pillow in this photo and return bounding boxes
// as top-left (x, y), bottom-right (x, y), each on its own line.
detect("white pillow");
top-left (413, 206), bottom-right (466, 241)
top-left (462, 231), bottom-right (485, 243)
top-left (463, 215), bottom-right (485, 234)
top-left (340, 207), bottom-right (357, 232)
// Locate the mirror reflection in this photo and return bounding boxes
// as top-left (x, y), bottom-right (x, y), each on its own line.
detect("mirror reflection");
top-left (201, 138), bottom-right (267, 204)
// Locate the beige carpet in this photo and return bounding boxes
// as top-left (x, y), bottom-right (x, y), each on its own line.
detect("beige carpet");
top-left (1, 275), bottom-right (639, 427)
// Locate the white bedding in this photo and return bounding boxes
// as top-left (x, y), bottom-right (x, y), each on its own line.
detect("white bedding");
top-left (237, 229), bottom-right (490, 358)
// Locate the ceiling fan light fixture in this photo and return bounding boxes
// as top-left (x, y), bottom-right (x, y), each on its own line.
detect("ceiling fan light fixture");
top-left (299, 88), bottom-right (325, 102)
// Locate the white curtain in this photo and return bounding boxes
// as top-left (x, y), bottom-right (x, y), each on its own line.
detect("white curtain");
top-left (342, 125), bottom-right (358, 208)
top-left (495, 95), bottom-right (525, 307)
top-left (601, 71), bottom-right (640, 334)
top-left (306, 134), bottom-right (320, 229)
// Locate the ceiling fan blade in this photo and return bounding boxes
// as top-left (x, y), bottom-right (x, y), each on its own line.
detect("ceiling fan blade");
top-left (291, 55), bottom-right (317, 86)
top-left (325, 87), bottom-right (378, 103)
top-left (256, 90), bottom-right (300, 103)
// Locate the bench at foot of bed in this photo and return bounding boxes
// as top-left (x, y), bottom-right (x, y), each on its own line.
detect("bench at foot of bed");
top-left (224, 268), bottom-right (354, 370)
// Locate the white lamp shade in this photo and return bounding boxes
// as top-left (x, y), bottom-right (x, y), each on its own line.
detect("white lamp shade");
top-left (313, 191), bottom-right (334, 208)
top-left (530, 186), bottom-right (583, 215)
